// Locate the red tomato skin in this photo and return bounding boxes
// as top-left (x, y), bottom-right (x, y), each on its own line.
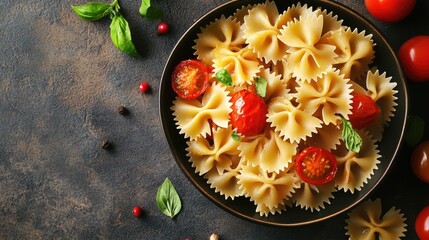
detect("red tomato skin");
top-left (295, 146), bottom-right (338, 185)
top-left (171, 59), bottom-right (210, 99)
top-left (230, 90), bottom-right (267, 136)
top-left (348, 94), bottom-right (380, 129)
top-left (411, 141), bottom-right (429, 184)
top-left (364, 0), bottom-right (416, 23)
top-left (416, 206), bottom-right (429, 240)
top-left (399, 35), bottom-right (429, 82)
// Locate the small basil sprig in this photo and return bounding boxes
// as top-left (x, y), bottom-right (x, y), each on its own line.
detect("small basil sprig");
top-left (139, 0), bottom-right (164, 19)
top-left (71, 0), bottom-right (138, 56)
top-left (156, 178), bottom-right (182, 219)
top-left (339, 115), bottom-right (362, 152)
top-left (215, 69), bottom-right (233, 86)
top-left (254, 76), bottom-right (267, 97)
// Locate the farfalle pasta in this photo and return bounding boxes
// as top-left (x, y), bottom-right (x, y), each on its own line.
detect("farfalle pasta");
top-left (345, 198), bottom-right (407, 240)
top-left (170, 0), bottom-right (399, 216)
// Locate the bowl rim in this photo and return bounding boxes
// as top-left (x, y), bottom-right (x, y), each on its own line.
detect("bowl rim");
top-left (159, 0), bottom-right (409, 226)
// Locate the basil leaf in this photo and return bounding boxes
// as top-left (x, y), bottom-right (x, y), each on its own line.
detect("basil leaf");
top-left (139, 0), bottom-right (164, 19)
top-left (109, 15), bottom-right (138, 56)
top-left (340, 115), bottom-right (362, 152)
top-left (231, 131), bottom-right (240, 141)
top-left (71, 2), bottom-right (112, 21)
top-left (405, 114), bottom-right (425, 147)
top-left (254, 76), bottom-right (267, 97)
top-left (156, 178), bottom-right (182, 219)
top-left (215, 69), bottom-right (233, 86)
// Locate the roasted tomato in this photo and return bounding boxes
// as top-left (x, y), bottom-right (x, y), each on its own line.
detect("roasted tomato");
top-left (416, 206), bottom-right (429, 240)
top-left (364, 0), bottom-right (416, 23)
top-left (411, 141), bottom-right (429, 184)
top-left (295, 146), bottom-right (337, 185)
top-left (348, 93), bottom-right (380, 129)
top-left (230, 89), bottom-right (267, 136)
top-left (171, 59), bottom-right (210, 99)
top-left (398, 35), bottom-right (429, 82)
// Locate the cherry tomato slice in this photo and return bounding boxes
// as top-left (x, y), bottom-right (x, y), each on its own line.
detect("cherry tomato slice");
top-left (348, 93), bottom-right (380, 129)
top-left (171, 59), bottom-right (210, 99)
top-left (230, 89), bottom-right (267, 136)
top-left (411, 141), bottom-right (429, 184)
top-left (398, 35), bottom-right (429, 82)
top-left (364, 0), bottom-right (416, 23)
top-left (295, 146), bottom-right (337, 185)
top-left (416, 206), bottom-right (429, 240)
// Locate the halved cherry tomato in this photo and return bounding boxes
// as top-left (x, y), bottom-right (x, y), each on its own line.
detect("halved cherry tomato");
top-left (364, 0), bottom-right (415, 23)
top-left (295, 146), bottom-right (337, 185)
top-left (415, 206), bottom-right (429, 240)
top-left (171, 59), bottom-right (210, 99)
top-left (411, 140), bottom-right (429, 184)
top-left (230, 89), bottom-right (267, 136)
top-left (348, 93), bottom-right (380, 129)
top-left (398, 35), bottom-right (429, 82)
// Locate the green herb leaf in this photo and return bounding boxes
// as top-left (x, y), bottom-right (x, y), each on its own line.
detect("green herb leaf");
top-left (215, 69), bottom-right (233, 86)
top-left (156, 178), bottom-right (182, 219)
top-left (405, 114), bottom-right (425, 147)
top-left (340, 115), bottom-right (362, 152)
top-left (231, 131), bottom-right (240, 141)
top-left (109, 15), bottom-right (138, 56)
top-left (254, 76), bottom-right (267, 97)
top-left (71, 2), bottom-right (112, 21)
top-left (139, 0), bottom-right (164, 19)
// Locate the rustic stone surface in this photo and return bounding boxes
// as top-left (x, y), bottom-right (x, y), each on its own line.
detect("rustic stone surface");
top-left (1, 0), bottom-right (429, 239)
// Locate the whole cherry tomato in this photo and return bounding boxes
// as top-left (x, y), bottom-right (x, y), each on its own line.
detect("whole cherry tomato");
top-left (348, 93), bottom-right (380, 129)
top-left (398, 35), bottom-right (429, 82)
top-left (295, 146), bottom-right (337, 185)
top-left (171, 59), bottom-right (210, 99)
top-left (411, 141), bottom-right (429, 184)
top-left (230, 89), bottom-right (267, 136)
top-left (364, 0), bottom-right (416, 23)
top-left (415, 206), bottom-right (429, 240)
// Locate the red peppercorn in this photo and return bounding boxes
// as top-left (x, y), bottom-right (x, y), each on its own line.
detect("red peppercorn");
top-left (133, 206), bottom-right (143, 217)
top-left (157, 22), bottom-right (170, 35)
top-left (139, 82), bottom-right (150, 93)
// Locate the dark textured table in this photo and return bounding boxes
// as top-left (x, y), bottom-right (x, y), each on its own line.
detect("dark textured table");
top-left (1, 0), bottom-right (429, 239)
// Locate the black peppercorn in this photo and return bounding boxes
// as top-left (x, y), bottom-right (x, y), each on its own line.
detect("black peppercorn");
top-left (102, 140), bottom-right (112, 150)
top-left (118, 106), bottom-right (130, 116)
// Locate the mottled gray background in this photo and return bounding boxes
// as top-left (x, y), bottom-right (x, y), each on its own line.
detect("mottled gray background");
top-left (1, 0), bottom-right (429, 239)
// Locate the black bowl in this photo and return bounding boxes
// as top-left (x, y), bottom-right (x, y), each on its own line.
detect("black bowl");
top-left (159, 0), bottom-right (408, 226)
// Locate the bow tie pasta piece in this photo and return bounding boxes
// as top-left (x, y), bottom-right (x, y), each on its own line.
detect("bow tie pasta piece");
top-left (279, 15), bottom-right (337, 82)
top-left (171, 82), bottom-right (232, 140)
top-left (238, 129), bottom-right (297, 173)
top-left (237, 164), bottom-right (300, 216)
top-left (193, 15), bottom-right (245, 65)
top-left (345, 198), bottom-right (407, 240)
top-left (319, 27), bottom-right (375, 81)
top-left (204, 154), bottom-right (245, 200)
top-left (231, 3), bottom-right (257, 24)
top-left (241, 1), bottom-right (289, 63)
top-left (187, 125), bottom-right (240, 176)
top-left (295, 70), bottom-right (353, 125)
top-left (291, 180), bottom-right (337, 212)
top-left (333, 129), bottom-right (381, 193)
top-left (267, 96), bottom-right (323, 144)
top-left (212, 46), bottom-right (261, 86)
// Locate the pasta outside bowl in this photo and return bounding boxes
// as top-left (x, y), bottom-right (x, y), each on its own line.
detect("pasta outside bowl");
top-left (159, 0), bottom-right (408, 226)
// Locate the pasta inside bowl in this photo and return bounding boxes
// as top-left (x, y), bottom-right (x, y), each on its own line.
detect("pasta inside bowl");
top-left (159, 0), bottom-right (408, 226)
